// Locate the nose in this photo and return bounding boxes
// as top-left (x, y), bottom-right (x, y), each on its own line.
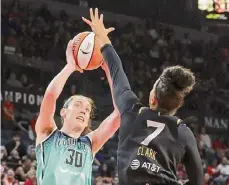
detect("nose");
top-left (80, 111), bottom-right (86, 115)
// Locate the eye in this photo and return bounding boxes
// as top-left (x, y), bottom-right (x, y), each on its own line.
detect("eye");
top-left (75, 103), bottom-right (80, 107)
top-left (86, 108), bottom-right (90, 113)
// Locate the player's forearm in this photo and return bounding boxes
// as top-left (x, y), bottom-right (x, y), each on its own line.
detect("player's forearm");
top-left (99, 111), bottom-right (120, 133)
top-left (92, 111), bottom-right (120, 153)
top-left (101, 44), bottom-right (137, 113)
top-left (45, 65), bottom-right (74, 99)
top-left (102, 63), bottom-right (118, 111)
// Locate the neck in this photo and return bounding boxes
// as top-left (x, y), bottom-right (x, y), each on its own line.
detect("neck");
top-left (156, 106), bottom-right (176, 116)
top-left (60, 125), bottom-right (83, 138)
top-left (150, 106), bottom-right (172, 116)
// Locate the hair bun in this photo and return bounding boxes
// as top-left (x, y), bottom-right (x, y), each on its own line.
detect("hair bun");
top-left (161, 66), bottom-right (195, 91)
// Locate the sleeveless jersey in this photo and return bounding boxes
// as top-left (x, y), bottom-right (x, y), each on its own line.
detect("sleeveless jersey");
top-left (36, 129), bottom-right (93, 185)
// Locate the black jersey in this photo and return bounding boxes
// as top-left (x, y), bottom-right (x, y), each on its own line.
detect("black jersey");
top-left (101, 44), bottom-right (204, 185)
top-left (118, 105), bottom-right (198, 185)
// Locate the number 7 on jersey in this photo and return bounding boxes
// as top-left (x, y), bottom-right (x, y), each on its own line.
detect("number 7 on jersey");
top-left (141, 120), bottom-right (165, 146)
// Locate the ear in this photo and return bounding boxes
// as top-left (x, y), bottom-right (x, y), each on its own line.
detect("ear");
top-left (149, 92), bottom-right (158, 109)
top-left (151, 95), bottom-right (158, 106)
top-left (60, 108), bottom-right (66, 118)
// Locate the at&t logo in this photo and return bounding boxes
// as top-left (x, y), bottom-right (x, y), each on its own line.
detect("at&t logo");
top-left (130, 159), bottom-right (140, 170)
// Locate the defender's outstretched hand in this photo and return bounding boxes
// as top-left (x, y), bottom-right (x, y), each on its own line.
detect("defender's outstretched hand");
top-left (82, 8), bottom-right (115, 47)
top-left (66, 40), bottom-right (83, 73)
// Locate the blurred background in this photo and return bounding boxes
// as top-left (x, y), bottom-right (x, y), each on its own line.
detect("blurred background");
top-left (1, 0), bottom-right (229, 184)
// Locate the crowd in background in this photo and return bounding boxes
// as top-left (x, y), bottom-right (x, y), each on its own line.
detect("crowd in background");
top-left (2, 0), bottom-right (229, 115)
top-left (1, 0), bottom-right (229, 185)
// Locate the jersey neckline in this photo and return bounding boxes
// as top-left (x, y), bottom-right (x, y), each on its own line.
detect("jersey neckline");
top-left (59, 130), bottom-right (80, 139)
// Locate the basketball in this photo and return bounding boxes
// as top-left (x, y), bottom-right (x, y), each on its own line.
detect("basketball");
top-left (72, 31), bottom-right (104, 70)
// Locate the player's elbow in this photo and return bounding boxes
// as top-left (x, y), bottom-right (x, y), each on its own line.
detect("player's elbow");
top-left (112, 111), bottom-right (121, 125)
top-left (43, 90), bottom-right (57, 101)
top-left (186, 171), bottom-right (204, 185)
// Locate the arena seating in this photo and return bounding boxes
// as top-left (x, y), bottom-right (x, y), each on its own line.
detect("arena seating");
top-left (1, 0), bottom-right (229, 185)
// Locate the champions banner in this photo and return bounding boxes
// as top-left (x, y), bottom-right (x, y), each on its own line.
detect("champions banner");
top-left (1, 85), bottom-right (44, 111)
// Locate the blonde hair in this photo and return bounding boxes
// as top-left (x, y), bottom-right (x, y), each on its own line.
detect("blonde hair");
top-left (62, 95), bottom-right (95, 136)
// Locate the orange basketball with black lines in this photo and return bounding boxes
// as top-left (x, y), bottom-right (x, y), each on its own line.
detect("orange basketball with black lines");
top-left (72, 32), bottom-right (104, 70)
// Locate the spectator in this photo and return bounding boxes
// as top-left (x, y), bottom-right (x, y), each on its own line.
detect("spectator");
top-left (1, 160), bottom-right (9, 174)
top-left (7, 150), bottom-right (20, 170)
top-left (204, 173), bottom-right (213, 185)
top-left (24, 169), bottom-right (37, 185)
top-left (2, 94), bottom-right (15, 121)
top-left (207, 159), bottom-right (218, 176)
top-left (5, 133), bottom-right (27, 158)
top-left (213, 138), bottom-right (228, 150)
top-left (180, 33), bottom-right (192, 45)
top-left (5, 168), bottom-right (16, 185)
top-left (112, 175), bottom-right (119, 185)
top-left (1, 146), bottom-right (8, 161)
top-left (200, 127), bottom-right (212, 148)
top-left (99, 163), bottom-right (112, 178)
top-left (94, 176), bottom-right (103, 185)
top-left (6, 72), bottom-right (23, 88)
top-left (215, 157), bottom-right (229, 185)
top-left (15, 157), bottom-right (33, 182)
top-left (20, 74), bottom-right (33, 89)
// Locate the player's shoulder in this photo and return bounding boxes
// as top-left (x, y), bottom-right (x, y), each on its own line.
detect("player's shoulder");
top-left (136, 107), bottom-right (158, 122)
top-left (177, 122), bottom-right (196, 145)
top-left (138, 106), bottom-right (158, 116)
top-left (80, 133), bottom-right (93, 147)
top-left (177, 122), bottom-right (193, 134)
top-left (36, 128), bottom-right (59, 148)
top-left (137, 107), bottom-right (181, 123)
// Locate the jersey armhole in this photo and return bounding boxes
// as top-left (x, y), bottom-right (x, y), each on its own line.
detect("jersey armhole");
top-left (36, 128), bottom-right (58, 148)
top-left (86, 131), bottom-right (93, 145)
top-left (86, 132), bottom-right (95, 158)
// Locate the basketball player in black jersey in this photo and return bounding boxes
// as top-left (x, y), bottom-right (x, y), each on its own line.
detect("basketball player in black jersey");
top-left (83, 8), bottom-right (204, 185)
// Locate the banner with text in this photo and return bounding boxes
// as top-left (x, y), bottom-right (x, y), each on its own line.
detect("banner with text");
top-left (1, 85), bottom-right (44, 111)
top-left (203, 116), bottom-right (229, 134)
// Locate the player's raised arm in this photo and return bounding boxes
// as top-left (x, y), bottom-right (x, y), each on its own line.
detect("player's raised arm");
top-left (90, 111), bottom-right (120, 154)
top-left (82, 8), bottom-right (138, 114)
top-left (101, 63), bottom-right (118, 110)
top-left (182, 128), bottom-right (204, 185)
top-left (90, 63), bottom-right (120, 154)
top-left (35, 40), bottom-right (82, 145)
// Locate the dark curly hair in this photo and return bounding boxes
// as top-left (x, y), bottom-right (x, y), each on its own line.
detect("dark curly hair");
top-left (154, 65), bottom-right (195, 115)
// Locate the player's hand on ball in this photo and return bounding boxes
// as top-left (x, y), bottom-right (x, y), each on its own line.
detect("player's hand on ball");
top-left (82, 8), bottom-right (115, 46)
top-left (66, 40), bottom-right (83, 73)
